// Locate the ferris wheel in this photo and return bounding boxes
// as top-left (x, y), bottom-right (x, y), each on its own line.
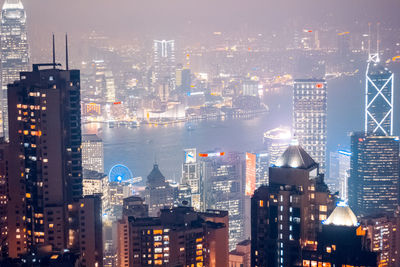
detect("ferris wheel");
top-left (108, 164), bottom-right (133, 183)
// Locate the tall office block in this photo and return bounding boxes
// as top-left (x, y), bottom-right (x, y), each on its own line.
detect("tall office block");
top-left (365, 55), bottom-right (394, 136)
top-left (0, 142), bottom-right (8, 259)
top-left (182, 148), bottom-right (203, 210)
top-left (153, 40), bottom-right (175, 86)
top-left (252, 144), bottom-right (335, 267)
top-left (255, 151), bottom-right (269, 188)
top-left (349, 132), bottom-right (399, 217)
top-left (293, 79), bottom-right (327, 172)
top-left (82, 134), bottom-right (104, 173)
top-left (6, 62), bottom-right (102, 265)
top-left (328, 150), bottom-right (351, 201)
top-left (203, 152), bottom-right (246, 251)
top-left (0, 0), bottom-right (29, 139)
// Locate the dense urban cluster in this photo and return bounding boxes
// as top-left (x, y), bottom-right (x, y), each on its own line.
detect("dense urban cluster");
top-left (0, 0), bottom-right (399, 266)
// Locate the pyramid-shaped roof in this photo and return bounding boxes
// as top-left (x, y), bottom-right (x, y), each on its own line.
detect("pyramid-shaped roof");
top-left (324, 204), bottom-right (358, 227)
top-left (2, 0), bottom-right (24, 10)
top-left (147, 163), bottom-right (166, 185)
top-left (274, 144), bottom-right (317, 169)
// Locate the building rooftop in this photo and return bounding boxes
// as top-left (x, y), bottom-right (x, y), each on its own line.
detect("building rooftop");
top-left (2, 0), bottom-right (24, 10)
top-left (274, 144), bottom-right (317, 170)
top-left (324, 204), bottom-right (358, 227)
top-left (82, 134), bottom-right (102, 142)
top-left (147, 163), bottom-right (166, 185)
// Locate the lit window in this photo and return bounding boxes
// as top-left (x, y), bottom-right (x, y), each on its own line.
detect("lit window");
top-left (319, 205), bottom-right (327, 212)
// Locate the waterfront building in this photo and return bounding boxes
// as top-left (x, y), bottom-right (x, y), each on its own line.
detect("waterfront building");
top-left (365, 54), bottom-right (394, 136)
top-left (293, 79), bottom-right (327, 172)
top-left (251, 144), bottom-right (335, 267)
top-left (144, 163), bottom-right (174, 216)
top-left (82, 134), bottom-right (104, 173)
top-left (117, 206), bottom-right (229, 267)
top-left (302, 204), bottom-right (378, 267)
top-left (0, 0), bottom-right (29, 139)
top-left (349, 132), bottom-right (399, 216)
top-left (242, 79), bottom-right (259, 97)
top-left (6, 62), bottom-right (102, 265)
top-left (153, 40), bottom-right (176, 88)
top-left (182, 148), bottom-right (203, 210)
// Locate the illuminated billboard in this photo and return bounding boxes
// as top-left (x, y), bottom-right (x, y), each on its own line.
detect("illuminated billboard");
top-left (245, 152), bottom-right (256, 196)
top-left (184, 148), bottom-right (197, 163)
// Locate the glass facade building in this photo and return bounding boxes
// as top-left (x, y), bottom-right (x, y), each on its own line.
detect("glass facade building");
top-left (293, 79), bottom-right (327, 173)
top-left (0, 0), bottom-right (29, 139)
top-left (349, 132), bottom-right (400, 217)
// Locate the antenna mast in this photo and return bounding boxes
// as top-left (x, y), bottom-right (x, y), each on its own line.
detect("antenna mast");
top-left (52, 34), bottom-right (56, 69)
top-left (65, 34), bottom-right (69, 70)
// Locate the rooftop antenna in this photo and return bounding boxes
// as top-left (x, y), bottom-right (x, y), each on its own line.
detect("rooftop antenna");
top-left (368, 22), bottom-right (371, 56)
top-left (376, 22), bottom-right (380, 62)
top-left (65, 33), bottom-right (69, 70)
top-left (52, 34), bottom-right (56, 69)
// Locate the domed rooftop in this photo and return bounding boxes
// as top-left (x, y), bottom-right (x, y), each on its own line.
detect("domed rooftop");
top-left (2, 0), bottom-right (24, 10)
top-left (274, 144), bottom-right (317, 170)
top-left (324, 203), bottom-right (358, 227)
top-left (147, 163), bottom-right (166, 185)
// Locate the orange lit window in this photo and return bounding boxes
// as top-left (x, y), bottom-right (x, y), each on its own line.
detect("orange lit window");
top-left (154, 260), bottom-right (162, 265)
top-left (326, 246), bottom-right (331, 253)
top-left (154, 229), bottom-right (163, 235)
top-left (26, 193), bottom-right (31, 198)
top-left (259, 200), bottom-right (264, 207)
top-left (196, 238), bottom-right (203, 243)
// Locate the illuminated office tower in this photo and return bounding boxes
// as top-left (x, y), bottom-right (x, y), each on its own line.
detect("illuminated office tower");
top-left (117, 206), bottom-right (229, 267)
top-left (365, 54), bottom-right (394, 136)
top-left (176, 66), bottom-right (191, 92)
top-left (255, 151), bottom-right (269, 188)
top-left (6, 62), bottom-right (102, 265)
top-left (329, 150), bottom-right (350, 201)
top-left (0, 0), bottom-right (29, 139)
top-left (153, 40), bottom-right (175, 87)
top-left (242, 79), bottom-right (259, 97)
top-left (251, 144), bottom-right (335, 267)
top-left (263, 127), bottom-right (291, 166)
top-left (182, 148), bottom-right (203, 210)
top-left (82, 134), bottom-right (104, 173)
top-left (349, 132), bottom-right (400, 217)
top-left (203, 152), bottom-right (245, 251)
top-left (293, 79), bottom-right (327, 172)
top-left (105, 70), bottom-right (116, 103)
top-left (0, 142), bottom-right (8, 259)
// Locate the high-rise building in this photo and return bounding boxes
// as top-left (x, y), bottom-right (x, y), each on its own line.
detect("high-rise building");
top-left (328, 150), bottom-right (351, 201)
top-left (82, 134), bottom-right (104, 173)
top-left (0, 142), bottom-right (8, 259)
top-left (176, 67), bottom-right (191, 92)
top-left (0, 0), bottom-right (29, 139)
top-left (293, 79), bottom-right (327, 172)
top-left (117, 206), bottom-right (229, 267)
top-left (153, 40), bottom-right (175, 87)
top-left (361, 213), bottom-right (400, 267)
top-left (242, 79), bottom-right (259, 97)
top-left (255, 151), bottom-right (269, 188)
top-left (6, 62), bottom-right (102, 265)
top-left (144, 163), bottom-right (174, 216)
top-left (365, 54), bottom-right (394, 136)
top-left (263, 127), bottom-right (291, 167)
top-left (203, 152), bottom-right (246, 251)
top-left (349, 132), bottom-right (400, 217)
top-left (251, 144), bottom-right (335, 267)
top-left (302, 204), bottom-right (378, 267)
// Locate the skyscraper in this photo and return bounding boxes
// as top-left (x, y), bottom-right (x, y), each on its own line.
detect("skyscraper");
top-left (263, 127), bottom-right (291, 166)
top-left (203, 152), bottom-right (246, 250)
top-left (6, 62), bottom-right (102, 265)
top-left (182, 148), bottom-right (203, 211)
top-left (82, 133), bottom-right (104, 173)
top-left (0, 0), bottom-right (29, 139)
top-left (251, 144), bottom-right (335, 267)
top-left (328, 150), bottom-right (350, 201)
top-left (365, 54), bottom-right (394, 136)
top-left (153, 40), bottom-right (175, 88)
top-left (349, 132), bottom-right (400, 217)
top-left (293, 79), bottom-right (327, 172)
